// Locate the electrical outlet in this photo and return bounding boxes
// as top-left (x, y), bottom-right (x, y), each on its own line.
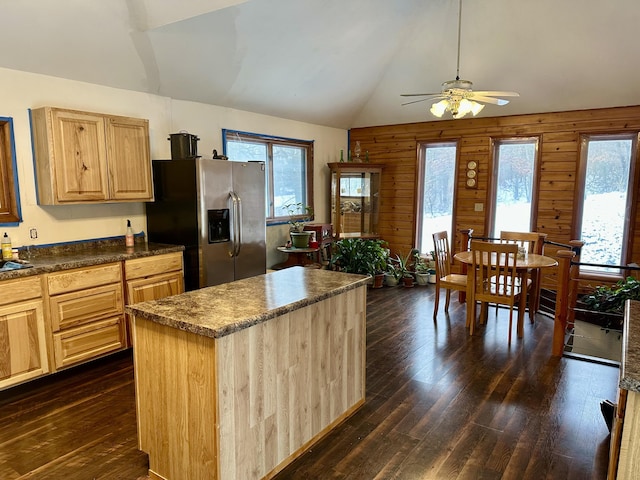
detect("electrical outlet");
top-left (29, 227), bottom-right (38, 239)
top-left (474, 203), bottom-right (484, 212)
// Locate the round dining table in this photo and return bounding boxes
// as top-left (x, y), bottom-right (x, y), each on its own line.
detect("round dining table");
top-left (453, 251), bottom-right (558, 271)
top-left (453, 251), bottom-right (558, 335)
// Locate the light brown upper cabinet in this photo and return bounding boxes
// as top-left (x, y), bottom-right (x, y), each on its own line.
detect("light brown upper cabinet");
top-left (30, 107), bottom-right (153, 204)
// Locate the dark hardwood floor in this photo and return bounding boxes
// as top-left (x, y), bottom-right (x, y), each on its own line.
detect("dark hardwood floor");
top-left (0, 285), bottom-right (618, 479)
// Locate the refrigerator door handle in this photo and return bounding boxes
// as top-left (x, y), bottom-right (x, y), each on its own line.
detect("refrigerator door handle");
top-left (234, 191), bottom-right (242, 257)
top-left (229, 191), bottom-right (242, 257)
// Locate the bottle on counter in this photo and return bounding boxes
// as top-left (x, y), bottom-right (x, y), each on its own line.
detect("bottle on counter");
top-left (125, 220), bottom-right (135, 247)
top-left (1, 232), bottom-right (11, 261)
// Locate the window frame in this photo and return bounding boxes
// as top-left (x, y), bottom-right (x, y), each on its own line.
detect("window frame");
top-left (415, 140), bottom-right (459, 252)
top-left (574, 132), bottom-right (639, 277)
top-left (222, 129), bottom-right (314, 225)
top-left (488, 136), bottom-right (541, 237)
top-left (0, 117), bottom-right (21, 225)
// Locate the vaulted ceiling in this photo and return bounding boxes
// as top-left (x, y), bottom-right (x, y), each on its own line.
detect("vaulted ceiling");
top-left (2, 0), bottom-right (639, 129)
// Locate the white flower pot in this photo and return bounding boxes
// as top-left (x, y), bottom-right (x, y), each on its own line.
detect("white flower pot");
top-left (384, 273), bottom-right (399, 286)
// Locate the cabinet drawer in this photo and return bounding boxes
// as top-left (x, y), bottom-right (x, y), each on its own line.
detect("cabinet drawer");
top-left (126, 271), bottom-right (185, 305)
top-left (50, 283), bottom-right (124, 332)
top-left (53, 316), bottom-right (126, 370)
top-left (125, 252), bottom-right (183, 280)
top-left (0, 276), bottom-right (42, 306)
top-left (47, 263), bottom-right (122, 295)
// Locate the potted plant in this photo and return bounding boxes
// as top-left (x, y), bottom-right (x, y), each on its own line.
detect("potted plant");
top-left (283, 201), bottom-right (314, 247)
top-left (389, 250), bottom-right (415, 287)
top-left (413, 250), bottom-right (430, 286)
top-left (330, 238), bottom-right (389, 287)
top-left (578, 276), bottom-right (640, 332)
top-left (427, 250), bottom-right (437, 283)
top-left (385, 260), bottom-right (402, 286)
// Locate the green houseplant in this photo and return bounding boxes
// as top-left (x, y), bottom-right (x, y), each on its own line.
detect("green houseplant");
top-left (388, 250), bottom-right (415, 287)
top-left (413, 250), bottom-right (430, 286)
top-left (283, 202), bottom-right (314, 247)
top-left (579, 276), bottom-right (640, 331)
top-left (330, 238), bottom-right (389, 286)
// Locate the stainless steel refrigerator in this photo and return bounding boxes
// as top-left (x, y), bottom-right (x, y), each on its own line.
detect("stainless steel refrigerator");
top-left (146, 158), bottom-right (266, 291)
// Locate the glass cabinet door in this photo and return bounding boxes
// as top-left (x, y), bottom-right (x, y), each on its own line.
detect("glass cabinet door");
top-left (329, 163), bottom-right (383, 239)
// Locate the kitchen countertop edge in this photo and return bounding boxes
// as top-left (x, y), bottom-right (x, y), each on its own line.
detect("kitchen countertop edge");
top-left (126, 267), bottom-right (369, 339)
top-left (0, 242), bottom-right (185, 280)
top-left (620, 300), bottom-right (640, 392)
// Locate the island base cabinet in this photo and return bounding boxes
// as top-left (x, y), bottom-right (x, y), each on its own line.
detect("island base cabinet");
top-left (132, 284), bottom-right (366, 480)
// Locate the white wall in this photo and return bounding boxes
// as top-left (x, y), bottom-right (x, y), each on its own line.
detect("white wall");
top-left (0, 67), bottom-right (346, 268)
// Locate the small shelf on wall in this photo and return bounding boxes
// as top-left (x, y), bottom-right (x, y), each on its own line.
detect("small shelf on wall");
top-left (328, 162), bottom-right (384, 239)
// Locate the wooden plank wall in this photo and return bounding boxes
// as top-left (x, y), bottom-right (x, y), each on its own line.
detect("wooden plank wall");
top-left (349, 105), bottom-right (640, 286)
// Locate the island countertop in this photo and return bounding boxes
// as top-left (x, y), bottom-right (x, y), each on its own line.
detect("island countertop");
top-left (621, 300), bottom-right (640, 392)
top-left (126, 266), bottom-right (369, 339)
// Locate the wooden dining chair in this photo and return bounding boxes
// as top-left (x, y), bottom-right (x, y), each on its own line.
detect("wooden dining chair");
top-left (468, 240), bottom-right (530, 343)
top-left (432, 231), bottom-right (467, 320)
top-left (499, 230), bottom-right (547, 321)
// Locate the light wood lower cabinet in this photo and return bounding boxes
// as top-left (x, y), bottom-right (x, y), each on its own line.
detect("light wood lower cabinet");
top-left (125, 252), bottom-right (184, 303)
top-left (0, 276), bottom-right (48, 389)
top-left (609, 387), bottom-right (628, 479)
top-left (47, 263), bottom-right (127, 370)
top-left (124, 252), bottom-right (184, 346)
top-left (0, 252), bottom-right (184, 389)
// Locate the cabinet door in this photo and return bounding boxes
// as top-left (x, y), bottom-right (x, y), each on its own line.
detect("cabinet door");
top-left (51, 109), bottom-right (109, 202)
top-left (106, 116), bottom-right (153, 201)
top-left (0, 299), bottom-right (49, 390)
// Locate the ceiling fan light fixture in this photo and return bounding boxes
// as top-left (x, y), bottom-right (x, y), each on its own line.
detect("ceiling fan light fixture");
top-left (430, 99), bottom-right (448, 117)
top-left (400, 0), bottom-right (519, 119)
top-left (469, 100), bottom-right (484, 116)
top-left (430, 98), bottom-right (484, 119)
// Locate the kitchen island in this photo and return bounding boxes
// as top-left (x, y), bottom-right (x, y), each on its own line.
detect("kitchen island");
top-left (127, 266), bottom-right (369, 480)
top-left (612, 300), bottom-right (640, 479)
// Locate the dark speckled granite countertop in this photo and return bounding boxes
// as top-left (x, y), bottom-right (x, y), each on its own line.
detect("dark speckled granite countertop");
top-left (621, 300), bottom-right (640, 392)
top-left (0, 238), bottom-right (184, 281)
top-left (126, 266), bottom-right (369, 339)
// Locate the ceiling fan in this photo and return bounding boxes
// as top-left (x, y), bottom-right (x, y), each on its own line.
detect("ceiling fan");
top-left (401, 0), bottom-right (519, 119)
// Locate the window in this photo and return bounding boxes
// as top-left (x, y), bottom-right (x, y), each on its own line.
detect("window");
top-left (0, 117), bottom-right (21, 224)
top-left (490, 138), bottom-right (539, 237)
top-left (223, 130), bottom-right (314, 224)
top-left (577, 134), bottom-right (638, 272)
top-left (416, 142), bottom-right (457, 253)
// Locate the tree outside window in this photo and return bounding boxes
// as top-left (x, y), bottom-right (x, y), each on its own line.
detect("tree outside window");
top-left (416, 142), bottom-right (457, 253)
top-left (490, 138), bottom-right (538, 238)
top-left (578, 134), bottom-right (637, 272)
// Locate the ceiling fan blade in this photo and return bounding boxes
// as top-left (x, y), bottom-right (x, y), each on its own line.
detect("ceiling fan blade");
top-left (400, 93), bottom-right (442, 97)
top-left (471, 95), bottom-right (510, 106)
top-left (402, 97), bottom-right (438, 106)
top-left (472, 91), bottom-right (520, 97)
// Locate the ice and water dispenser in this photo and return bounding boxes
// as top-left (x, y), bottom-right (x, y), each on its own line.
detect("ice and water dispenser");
top-left (208, 209), bottom-right (230, 243)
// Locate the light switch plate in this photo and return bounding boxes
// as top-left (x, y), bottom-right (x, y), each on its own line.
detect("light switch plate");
top-left (474, 203), bottom-right (483, 212)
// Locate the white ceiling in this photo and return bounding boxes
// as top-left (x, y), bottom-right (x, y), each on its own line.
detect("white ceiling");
top-left (2, 0), bottom-right (640, 129)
